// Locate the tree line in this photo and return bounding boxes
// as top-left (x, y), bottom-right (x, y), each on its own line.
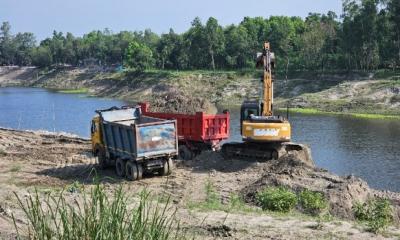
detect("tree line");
top-left (0, 0), bottom-right (399, 72)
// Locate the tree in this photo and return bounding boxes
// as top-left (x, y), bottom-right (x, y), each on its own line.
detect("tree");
top-left (124, 41), bottom-right (154, 71)
top-left (204, 17), bottom-right (225, 70)
top-left (31, 46), bottom-right (52, 67)
top-left (223, 25), bottom-right (251, 68)
top-left (388, 0), bottom-right (400, 66)
top-left (0, 21), bottom-right (15, 65)
top-left (185, 17), bottom-right (207, 69)
top-left (14, 32), bottom-right (36, 65)
top-left (156, 29), bottom-right (176, 69)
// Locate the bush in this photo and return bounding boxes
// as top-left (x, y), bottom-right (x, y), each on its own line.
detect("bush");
top-left (353, 198), bottom-right (393, 233)
top-left (256, 187), bottom-right (297, 212)
top-left (298, 189), bottom-right (327, 215)
top-left (0, 148), bottom-right (6, 156)
top-left (13, 183), bottom-right (184, 240)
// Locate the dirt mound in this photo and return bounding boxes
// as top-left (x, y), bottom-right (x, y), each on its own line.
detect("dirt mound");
top-left (241, 152), bottom-right (400, 221)
top-left (148, 89), bottom-right (217, 114)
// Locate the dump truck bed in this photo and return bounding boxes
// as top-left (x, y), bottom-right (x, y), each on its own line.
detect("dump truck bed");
top-left (98, 107), bottom-right (178, 161)
top-left (139, 102), bottom-right (230, 146)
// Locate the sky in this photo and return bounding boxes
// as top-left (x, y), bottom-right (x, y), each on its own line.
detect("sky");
top-left (0, 0), bottom-right (342, 41)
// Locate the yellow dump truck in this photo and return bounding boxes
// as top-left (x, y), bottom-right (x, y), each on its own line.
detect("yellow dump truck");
top-left (91, 106), bottom-right (178, 181)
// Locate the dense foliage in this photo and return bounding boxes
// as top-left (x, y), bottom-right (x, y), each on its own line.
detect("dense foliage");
top-left (1, 0), bottom-right (400, 71)
top-left (256, 187), bottom-right (298, 212)
top-left (353, 198), bottom-right (393, 233)
top-left (298, 189), bottom-right (328, 215)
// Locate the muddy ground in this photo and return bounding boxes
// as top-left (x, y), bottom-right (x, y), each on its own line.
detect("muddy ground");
top-left (1, 128), bottom-right (400, 239)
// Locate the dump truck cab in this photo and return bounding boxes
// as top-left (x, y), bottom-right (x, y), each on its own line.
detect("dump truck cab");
top-left (91, 115), bottom-right (102, 155)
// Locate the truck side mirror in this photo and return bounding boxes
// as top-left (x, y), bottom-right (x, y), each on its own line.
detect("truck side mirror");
top-left (91, 120), bottom-right (96, 134)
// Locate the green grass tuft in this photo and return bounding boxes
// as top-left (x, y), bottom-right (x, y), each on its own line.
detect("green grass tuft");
top-left (298, 189), bottom-right (327, 215)
top-left (256, 187), bottom-right (297, 213)
top-left (13, 183), bottom-right (184, 240)
top-left (0, 148), bottom-right (6, 157)
top-left (9, 164), bottom-right (21, 172)
top-left (353, 198), bottom-right (393, 233)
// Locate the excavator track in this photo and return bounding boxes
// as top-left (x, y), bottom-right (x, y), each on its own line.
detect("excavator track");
top-left (221, 142), bottom-right (312, 163)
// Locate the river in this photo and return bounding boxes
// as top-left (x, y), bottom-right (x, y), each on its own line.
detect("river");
top-left (1, 87), bottom-right (400, 192)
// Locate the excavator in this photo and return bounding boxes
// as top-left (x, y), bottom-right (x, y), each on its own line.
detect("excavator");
top-left (222, 42), bottom-right (307, 160)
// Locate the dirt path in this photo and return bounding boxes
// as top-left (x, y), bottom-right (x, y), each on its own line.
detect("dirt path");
top-left (1, 128), bottom-right (400, 239)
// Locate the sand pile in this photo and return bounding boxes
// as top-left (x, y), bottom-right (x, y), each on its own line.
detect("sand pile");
top-left (148, 89), bottom-right (217, 114)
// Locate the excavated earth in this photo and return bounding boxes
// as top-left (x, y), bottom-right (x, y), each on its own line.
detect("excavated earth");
top-left (1, 128), bottom-right (400, 239)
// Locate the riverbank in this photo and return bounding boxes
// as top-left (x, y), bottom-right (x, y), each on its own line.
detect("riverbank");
top-left (1, 127), bottom-right (400, 239)
top-left (281, 108), bottom-right (400, 120)
top-left (0, 66), bottom-right (399, 116)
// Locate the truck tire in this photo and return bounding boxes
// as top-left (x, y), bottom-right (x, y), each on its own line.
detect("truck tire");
top-left (160, 158), bottom-right (173, 176)
top-left (115, 158), bottom-right (126, 177)
top-left (97, 147), bottom-right (107, 169)
top-left (179, 145), bottom-right (193, 160)
top-left (137, 163), bottom-right (143, 180)
top-left (167, 158), bottom-right (174, 174)
top-left (125, 161), bottom-right (138, 181)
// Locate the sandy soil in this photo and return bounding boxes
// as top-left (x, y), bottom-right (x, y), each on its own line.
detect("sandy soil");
top-left (1, 128), bottom-right (400, 239)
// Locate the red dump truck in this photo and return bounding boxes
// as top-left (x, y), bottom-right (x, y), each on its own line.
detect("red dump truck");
top-left (139, 102), bottom-right (230, 160)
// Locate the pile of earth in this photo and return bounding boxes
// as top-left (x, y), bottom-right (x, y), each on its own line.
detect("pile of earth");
top-left (240, 151), bottom-right (400, 222)
top-left (148, 89), bottom-right (217, 114)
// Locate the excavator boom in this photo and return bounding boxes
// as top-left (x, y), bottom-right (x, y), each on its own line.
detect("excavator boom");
top-left (262, 42), bottom-right (273, 117)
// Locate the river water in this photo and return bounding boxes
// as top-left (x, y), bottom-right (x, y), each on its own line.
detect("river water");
top-left (1, 87), bottom-right (400, 191)
top-left (0, 87), bottom-right (124, 137)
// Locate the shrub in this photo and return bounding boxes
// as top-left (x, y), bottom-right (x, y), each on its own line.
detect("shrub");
top-left (0, 148), bottom-right (6, 156)
top-left (256, 187), bottom-right (297, 212)
top-left (298, 189), bottom-right (327, 215)
top-left (353, 198), bottom-right (393, 233)
top-left (13, 183), bottom-right (184, 240)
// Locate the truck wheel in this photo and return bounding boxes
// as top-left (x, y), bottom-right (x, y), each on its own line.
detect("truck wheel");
top-left (115, 158), bottom-right (126, 177)
top-left (137, 163), bottom-right (143, 180)
top-left (97, 147), bottom-right (107, 169)
top-left (125, 161), bottom-right (138, 181)
top-left (160, 159), bottom-right (169, 176)
top-left (167, 158), bottom-right (174, 174)
top-left (161, 158), bottom-right (173, 176)
top-left (179, 145), bottom-right (193, 160)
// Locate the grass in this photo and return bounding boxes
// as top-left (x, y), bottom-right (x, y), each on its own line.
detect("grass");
top-left (0, 148), bottom-right (6, 157)
top-left (256, 187), bottom-right (297, 213)
top-left (298, 189), bottom-right (327, 216)
top-left (353, 198), bottom-right (393, 233)
top-left (13, 183), bottom-right (185, 240)
top-left (58, 88), bottom-right (89, 94)
top-left (187, 181), bottom-right (257, 214)
top-left (283, 108), bottom-right (400, 120)
top-left (9, 164), bottom-right (21, 172)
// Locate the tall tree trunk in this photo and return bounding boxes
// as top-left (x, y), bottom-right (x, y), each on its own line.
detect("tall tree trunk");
top-left (209, 47), bottom-right (215, 71)
top-left (398, 33), bottom-right (400, 66)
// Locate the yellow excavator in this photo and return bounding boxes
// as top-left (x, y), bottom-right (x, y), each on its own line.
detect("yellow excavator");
top-left (222, 42), bottom-right (306, 160)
